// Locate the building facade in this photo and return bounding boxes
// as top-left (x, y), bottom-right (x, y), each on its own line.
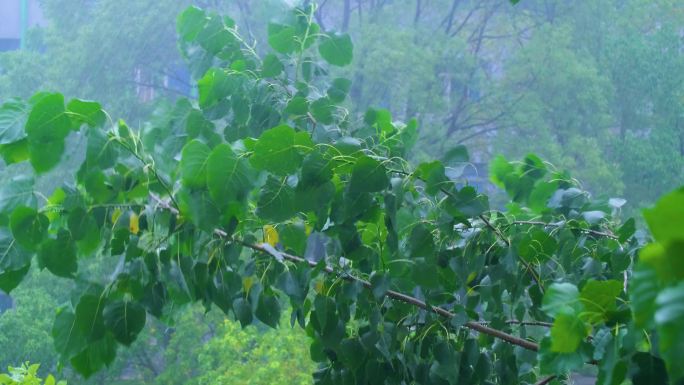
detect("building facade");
top-left (0, 0), bottom-right (45, 51)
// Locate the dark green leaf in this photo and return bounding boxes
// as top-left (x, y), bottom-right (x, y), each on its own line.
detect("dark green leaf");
top-left (257, 177), bottom-right (296, 222)
top-left (233, 297), bottom-right (253, 327)
top-left (69, 333), bottom-right (117, 378)
top-left (255, 293), bottom-right (281, 329)
top-left (103, 300), bottom-right (147, 346)
top-left (38, 230), bottom-right (77, 278)
top-left (349, 156), bottom-right (388, 194)
top-left (630, 352), bottom-right (668, 385)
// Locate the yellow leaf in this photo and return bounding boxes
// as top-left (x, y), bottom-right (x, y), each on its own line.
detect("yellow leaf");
top-left (129, 212), bottom-right (140, 234)
top-left (243, 276), bottom-right (254, 294)
top-left (314, 280), bottom-right (324, 294)
top-left (111, 208), bottom-right (122, 225)
top-left (263, 225), bottom-right (279, 247)
top-left (466, 271), bottom-right (477, 285)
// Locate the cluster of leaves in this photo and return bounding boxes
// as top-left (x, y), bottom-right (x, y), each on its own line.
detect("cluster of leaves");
top-left (0, 363), bottom-right (65, 385)
top-left (0, 4), bottom-right (680, 385)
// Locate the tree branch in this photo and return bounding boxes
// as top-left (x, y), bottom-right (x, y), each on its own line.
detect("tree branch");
top-left (242, 241), bottom-right (540, 352)
top-left (511, 220), bottom-right (618, 240)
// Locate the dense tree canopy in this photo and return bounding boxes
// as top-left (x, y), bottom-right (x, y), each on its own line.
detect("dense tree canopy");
top-left (0, 2), bottom-right (683, 385)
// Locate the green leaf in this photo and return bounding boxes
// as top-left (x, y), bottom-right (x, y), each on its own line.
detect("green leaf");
top-left (542, 282), bottom-right (581, 317)
top-left (310, 97), bottom-right (334, 125)
top-left (67, 207), bottom-right (97, 241)
top-left (0, 99), bottom-right (28, 144)
top-left (408, 223), bottom-right (435, 259)
top-left (319, 33), bottom-right (353, 66)
top-left (25, 93), bottom-right (71, 173)
top-left (103, 300), bottom-right (147, 346)
top-left (579, 279), bottom-right (622, 324)
top-left (314, 295), bottom-right (336, 332)
top-left (618, 218), bottom-right (636, 243)
top-left (550, 312), bottom-right (587, 352)
top-left (517, 229), bottom-right (558, 263)
top-left (643, 187), bottom-right (684, 244)
top-left (0, 138), bottom-right (29, 164)
top-left (52, 308), bottom-right (88, 360)
top-left (654, 282), bottom-right (684, 380)
top-left (0, 175), bottom-right (36, 213)
top-left (9, 206), bottom-right (48, 251)
top-left (327, 78), bottom-right (352, 103)
top-left (630, 267), bottom-right (659, 328)
top-left (416, 161), bottom-right (449, 195)
top-left (489, 155), bottom-right (512, 186)
top-left (339, 338), bottom-right (366, 370)
top-left (177, 6), bottom-right (206, 42)
top-left (301, 150), bottom-right (333, 185)
top-left (262, 54), bottom-right (284, 77)
top-left (250, 125), bottom-right (313, 176)
top-left (66, 99), bottom-right (106, 128)
top-left (0, 263), bottom-right (30, 294)
top-left (38, 230), bottom-right (78, 278)
top-left (206, 143), bottom-right (254, 205)
top-left (180, 139), bottom-right (212, 188)
top-left (74, 294), bottom-right (107, 342)
top-left (538, 337), bottom-right (587, 374)
top-left (370, 273), bottom-right (390, 299)
top-left (197, 68), bottom-right (233, 108)
top-left (445, 186), bottom-right (489, 217)
top-left (0, 228), bottom-right (32, 293)
top-left (233, 297), bottom-right (253, 327)
top-left (295, 181), bottom-right (335, 213)
top-left (276, 268), bottom-right (307, 304)
top-left (69, 333), bottom-right (117, 378)
top-left (349, 156), bottom-right (388, 194)
top-left (195, 14), bottom-right (234, 55)
top-left (284, 96), bottom-right (308, 116)
top-left (267, 23), bottom-right (296, 53)
top-left (430, 341), bottom-right (460, 383)
top-left (443, 145), bottom-right (469, 164)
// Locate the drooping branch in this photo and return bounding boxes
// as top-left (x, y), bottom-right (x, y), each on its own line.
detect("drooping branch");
top-left (242, 241), bottom-right (540, 352)
top-left (149, 192), bottom-right (541, 351)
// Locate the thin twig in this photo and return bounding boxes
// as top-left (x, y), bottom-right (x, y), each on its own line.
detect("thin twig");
top-left (512, 220), bottom-right (618, 240)
top-left (535, 375), bottom-right (557, 385)
top-left (479, 214), bottom-right (544, 292)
